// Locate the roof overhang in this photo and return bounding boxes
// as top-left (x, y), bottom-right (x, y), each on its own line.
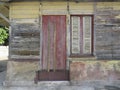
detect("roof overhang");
top-left (0, 0), bottom-right (120, 2)
top-left (0, 1), bottom-right (9, 26)
top-left (0, 0), bottom-right (119, 26)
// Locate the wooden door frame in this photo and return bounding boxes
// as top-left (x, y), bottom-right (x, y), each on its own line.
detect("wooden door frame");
top-left (35, 15), bottom-right (69, 82)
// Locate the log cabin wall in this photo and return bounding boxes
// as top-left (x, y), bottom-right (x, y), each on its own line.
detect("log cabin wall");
top-left (95, 2), bottom-right (120, 59)
top-left (8, 1), bottom-right (95, 84)
top-left (9, 1), bottom-right (95, 61)
top-left (6, 1), bottom-right (120, 86)
top-left (9, 2), bottom-right (40, 60)
top-left (9, 1), bottom-right (120, 61)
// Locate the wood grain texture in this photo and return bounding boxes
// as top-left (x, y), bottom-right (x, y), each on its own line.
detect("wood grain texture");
top-left (95, 4), bottom-right (120, 59)
top-left (10, 22), bottom-right (40, 60)
top-left (42, 15), bottom-right (66, 70)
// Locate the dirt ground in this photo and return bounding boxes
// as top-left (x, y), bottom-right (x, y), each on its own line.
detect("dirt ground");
top-left (0, 60), bottom-right (7, 85)
top-left (0, 46), bottom-right (8, 85)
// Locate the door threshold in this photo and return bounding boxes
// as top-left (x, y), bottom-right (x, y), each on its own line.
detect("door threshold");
top-left (34, 70), bottom-right (69, 84)
top-left (37, 81), bottom-right (70, 86)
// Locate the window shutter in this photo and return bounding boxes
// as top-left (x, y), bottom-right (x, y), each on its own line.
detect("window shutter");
top-left (71, 16), bottom-right (80, 54)
top-left (83, 16), bottom-right (92, 54)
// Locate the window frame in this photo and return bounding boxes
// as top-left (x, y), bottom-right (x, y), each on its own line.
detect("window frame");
top-left (70, 15), bottom-right (94, 57)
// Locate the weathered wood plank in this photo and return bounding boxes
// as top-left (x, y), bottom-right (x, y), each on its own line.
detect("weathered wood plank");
top-left (11, 55), bottom-right (40, 60)
top-left (10, 22), bottom-right (40, 60)
top-left (11, 50), bottom-right (39, 56)
top-left (56, 16), bottom-right (66, 70)
top-left (95, 4), bottom-right (120, 59)
top-left (10, 1), bottom-right (39, 19)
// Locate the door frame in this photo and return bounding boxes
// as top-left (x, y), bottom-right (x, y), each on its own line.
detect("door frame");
top-left (36, 15), bottom-right (69, 81)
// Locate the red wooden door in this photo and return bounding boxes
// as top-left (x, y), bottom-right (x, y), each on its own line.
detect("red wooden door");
top-left (42, 15), bottom-right (66, 71)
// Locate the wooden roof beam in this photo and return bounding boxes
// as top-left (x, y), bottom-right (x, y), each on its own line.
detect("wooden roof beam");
top-left (0, 0), bottom-right (120, 2)
top-left (0, 13), bottom-right (9, 24)
top-left (0, 0), bottom-right (10, 2)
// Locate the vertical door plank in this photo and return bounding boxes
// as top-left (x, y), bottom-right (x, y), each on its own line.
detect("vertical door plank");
top-left (56, 16), bottom-right (66, 70)
top-left (49, 16), bottom-right (55, 70)
top-left (42, 16), bottom-right (49, 70)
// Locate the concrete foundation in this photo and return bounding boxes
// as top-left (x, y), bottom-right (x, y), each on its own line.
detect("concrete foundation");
top-left (6, 61), bottom-right (39, 82)
top-left (3, 59), bottom-right (120, 90)
top-left (1, 83), bottom-right (120, 90)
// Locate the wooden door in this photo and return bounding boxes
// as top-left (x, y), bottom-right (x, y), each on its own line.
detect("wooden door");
top-left (42, 15), bottom-right (66, 71)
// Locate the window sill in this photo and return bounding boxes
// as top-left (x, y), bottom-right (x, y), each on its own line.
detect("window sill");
top-left (69, 54), bottom-right (94, 58)
top-left (68, 54), bottom-right (96, 61)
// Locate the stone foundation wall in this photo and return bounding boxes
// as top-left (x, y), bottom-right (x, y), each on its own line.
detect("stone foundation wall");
top-left (70, 60), bottom-right (120, 87)
top-left (5, 61), bottom-right (39, 86)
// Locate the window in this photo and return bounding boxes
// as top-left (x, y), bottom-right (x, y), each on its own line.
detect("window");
top-left (70, 15), bottom-right (93, 56)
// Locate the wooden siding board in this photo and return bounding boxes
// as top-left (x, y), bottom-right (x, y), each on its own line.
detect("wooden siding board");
top-left (95, 2), bottom-right (120, 59)
top-left (42, 2), bottom-right (67, 6)
top-left (10, 2), bottom-right (95, 19)
top-left (9, 1), bottom-right (120, 61)
top-left (11, 10), bottom-right (39, 15)
top-left (11, 42), bottom-right (40, 49)
top-left (10, 2), bottom-right (39, 19)
top-left (69, 2), bottom-right (94, 14)
top-left (11, 50), bottom-right (39, 56)
top-left (42, 6), bottom-right (67, 10)
top-left (11, 6), bottom-right (39, 10)
top-left (10, 22), bottom-right (40, 60)
top-left (11, 55), bottom-right (40, 60)
top-left (9, 2), bottom-right (120, 19)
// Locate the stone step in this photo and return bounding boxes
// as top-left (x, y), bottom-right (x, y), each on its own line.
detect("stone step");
top-left (2, 84), bottom-right (120, 90)
top-left (3, 86), bottom-right (56, 90)
top-left (2, 86), bottom-right (120, 90)
top-left (59, 86), bottom-right (95, 90)
top-left (2, 86), bottom-right (95, 90)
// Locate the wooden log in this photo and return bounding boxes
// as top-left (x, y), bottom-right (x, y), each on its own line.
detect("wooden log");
top-left (10, 22), bottom-right (40, 60)
top-left (11, 50), bottom-right (39, 56)
top-left (10, 55), bottom-right (40, 60)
